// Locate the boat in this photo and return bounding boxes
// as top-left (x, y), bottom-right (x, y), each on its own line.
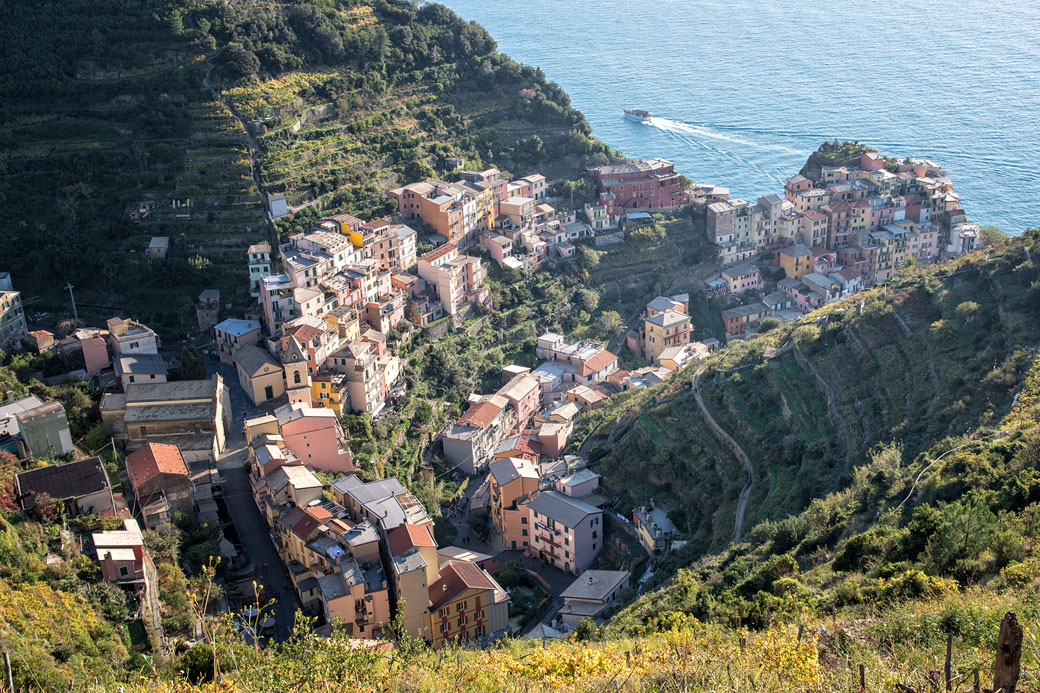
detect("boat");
top-left (623, 108), bottom-right (652, 123)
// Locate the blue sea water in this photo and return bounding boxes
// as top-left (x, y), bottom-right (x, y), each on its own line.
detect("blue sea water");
top-left (445, 0), bottom-right (1040, 233)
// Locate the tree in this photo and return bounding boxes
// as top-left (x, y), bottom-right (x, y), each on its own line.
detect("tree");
top-left (414, 401), bottom-right (433, 425)
top-left (955, 301), bottom-right (980, 323)
top-left (575, 288), bottom-right (600, 313)
top-left (597, 310), bottom-right (623, 335)
top-left (979, 226), bottom-right (1009, 246)
top-left (573, 618), bottom-right (598, 641)
top-left (495, 560), bottom-right (525, 588)
top-left (758, 318), bottom-right (780, 333)
top-left (172, 346), bottom-right (205, 381)
top-left (221, 43), bottom-right (260, 80)
top-left (576, 245), bottom-right (600, 270)
top-left (467, 508), bottom-right (491, 542)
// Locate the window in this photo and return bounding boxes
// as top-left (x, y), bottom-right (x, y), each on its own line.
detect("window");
top-left (128, 375), bottom-right (135, 383)
top-left (441, 622), bottom-right (449, 633)
top-left (457, 601), bottom-right (466, 612)
top-left (564, 537), bottom-right (569, 546)
top-left (457, 616), bottom-right (466, 628)
top-left (439, 607), bottom-right (448, 617)
top-left (521, 516), bottom-right (528, 524)
top-left (119, 566), bottom-right (129, 576)
top-left (565, 550), bottom-right (569, 558)
top-left (592, 531), bottom-right (598, 539)
top-left (521, 529), bottom-right (528, 537)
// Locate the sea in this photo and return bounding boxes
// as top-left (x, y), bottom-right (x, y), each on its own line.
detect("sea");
top-left (445, 0), bottom-right (1040, 234)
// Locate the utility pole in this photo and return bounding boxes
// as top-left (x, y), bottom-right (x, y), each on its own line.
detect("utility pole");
top-left (65, 283), bottom-right (79, 322)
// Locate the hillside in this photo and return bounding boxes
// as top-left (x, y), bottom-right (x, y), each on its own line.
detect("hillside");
top-left (0, 0), bottom-right (608, 332)
top-left (590, 233), bottom-right (1040, 556)
top-left (1, 240), bottom-right (1039, 691)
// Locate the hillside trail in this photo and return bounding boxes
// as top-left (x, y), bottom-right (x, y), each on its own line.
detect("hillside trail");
top-left (793, 342), bottom-right (853, 470)
top-left (892, 305), bottom-right (944, 419)
top-left (692, 364), bottom-right (754, 543)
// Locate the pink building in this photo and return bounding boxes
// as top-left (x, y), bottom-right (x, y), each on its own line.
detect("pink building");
top-left (77, 330), bottom-right (111, 376)
top-left (279, 321), bottom-right (333, 374)
top-left (524, 491), bottom-right (603, 574)
top-left (274, 403), bottom-right (355, 474)
top-left (480, 234), bottom-right (514, 268)
top-left (214, 318), bottom-right (262, 366)
top-left (784, 175), bottom-right (813, 200)
top-left (92, 519), bottom-right (146, 587)
top-left (860, 152), bottom-right (886, 171)
top-left (587, 158), bottom-right (689, 210)
top-left (554, 468), bottom-right (600, 498)
top-left (496, 373), bottom-right (541, 430)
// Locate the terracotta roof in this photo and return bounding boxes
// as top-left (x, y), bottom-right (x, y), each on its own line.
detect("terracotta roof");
top-left (387, 523), bottom-right (436, 556)
top-left (577, 349), bottom-right (617, 377)
top-left (457, 400), bottom-right (503, 428)
top-left (126, 443), bottom-right (188, 488)
top-left (286, 323), bottom-right (323, 345)
top-left (429, 560), bottom-right (495, 611)
top-left (292, 506), bottom-right (331, 541)
top-left (836, 268), bottom-right (861, 281)
top-left (419, 243), bottom-right (457, 263)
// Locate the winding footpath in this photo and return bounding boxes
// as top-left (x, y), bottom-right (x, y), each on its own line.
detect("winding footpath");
top-left (692, 365), bottom-right (754, 543)
top-left (793, 343), bottom-right (853, 470)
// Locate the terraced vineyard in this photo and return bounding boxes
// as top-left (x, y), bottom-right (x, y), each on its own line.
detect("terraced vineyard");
top-left (0, 0), bottom-right (610, 330)
top-left (598, 234), bottom-right (1040, 556)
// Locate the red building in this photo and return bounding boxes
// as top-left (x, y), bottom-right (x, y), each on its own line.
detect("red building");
top-left (587, 158), bottom-right (689, 210)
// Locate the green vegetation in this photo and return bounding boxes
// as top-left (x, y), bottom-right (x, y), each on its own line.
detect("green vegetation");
top-left (595, 233), bottom-right (1040, 559)
top-left (0, 0), bottom-right (610, 334)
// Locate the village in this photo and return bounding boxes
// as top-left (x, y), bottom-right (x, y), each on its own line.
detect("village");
top-left (0, 147), bottom-right (985, 649)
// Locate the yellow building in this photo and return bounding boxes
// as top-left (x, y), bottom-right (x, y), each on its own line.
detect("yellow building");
top-left (428, 561), bottom-right (499, 649)
top-left (326, 309), bottom-right (361, 344)
top-left (311, 372), bottom-right (348, 416)
top-left (234, 345), bottom-right (285, 406)
top-left (779, 244), bottom-right (813, 280)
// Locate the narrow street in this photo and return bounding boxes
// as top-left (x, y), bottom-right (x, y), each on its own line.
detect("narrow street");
top-left (209, 360), bottom-right (301, 641)
top-left (219, 445), bottom-right (300, 641)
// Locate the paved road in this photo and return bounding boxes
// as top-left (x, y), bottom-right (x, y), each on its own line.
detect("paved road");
top-left (692, 365), bottom-right (754, 543)
top-left (209, 359), bottom-right (300, 641)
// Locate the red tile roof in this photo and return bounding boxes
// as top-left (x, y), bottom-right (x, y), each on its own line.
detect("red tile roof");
top-left (419, 243), bottom-right (457, 263)
top-left (577, 349), bottom-right (617, 377)
top-left (126, 443), bottom-right (188, 488)
top-left (387, 523), bottom-right (436, 556)
top-left (292, 506), bottom-right (331, 541)
top-left (457, 400), bottom-right (503, 428)
top-left (286, 324), bottom-right (323, 345)
top-left (429, 560), bottom-right (495, 611)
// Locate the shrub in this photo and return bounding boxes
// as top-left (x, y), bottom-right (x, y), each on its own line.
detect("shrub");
top-left (876, 570), bottom-right (957, 605)
top-left (758, 318), bottom-right (780, 333)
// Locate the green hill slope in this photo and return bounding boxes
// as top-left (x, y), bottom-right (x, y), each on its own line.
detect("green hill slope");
top-left (595, 233), bottom-right (1040, 555)
top-left (0, 0), bottom-right (607, 331)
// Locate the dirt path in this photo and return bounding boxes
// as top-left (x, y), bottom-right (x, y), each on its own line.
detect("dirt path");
top-left (794, 343), bottom-right (853, 469)
top-left (892, 306), bottom-right (943, 419)
top-left (692, 365), bottom-right (754, 543)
